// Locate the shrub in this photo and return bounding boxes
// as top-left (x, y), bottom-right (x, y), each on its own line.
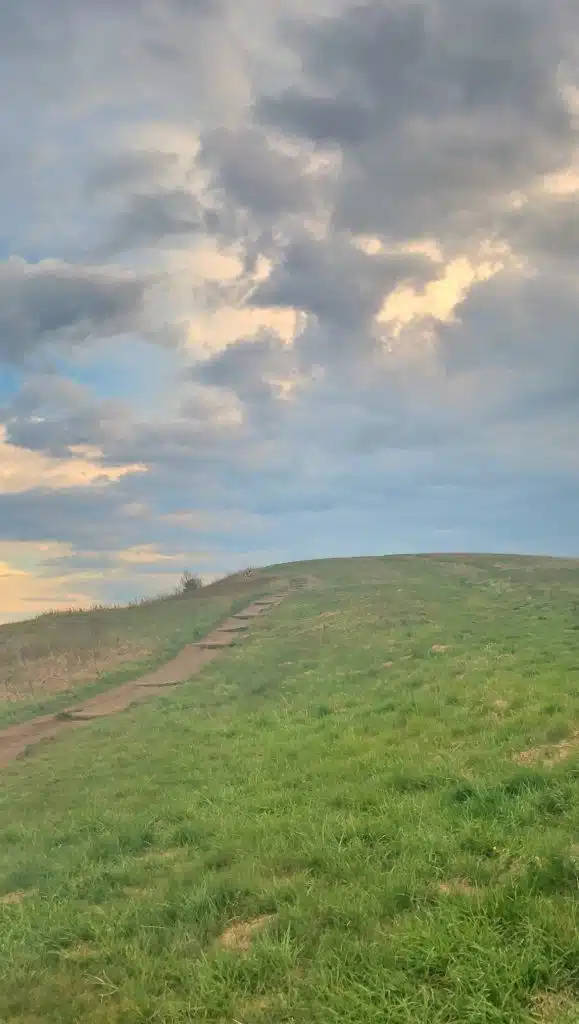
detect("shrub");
top-left (179, 570), bottom-right (204, 593)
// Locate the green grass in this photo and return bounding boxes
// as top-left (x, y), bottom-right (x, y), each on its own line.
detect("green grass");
top-left (1, 554), bottom-right (579, 1022)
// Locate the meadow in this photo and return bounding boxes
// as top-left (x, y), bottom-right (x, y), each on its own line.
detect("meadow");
top-left (1, 554), bottom-right (578, 1022)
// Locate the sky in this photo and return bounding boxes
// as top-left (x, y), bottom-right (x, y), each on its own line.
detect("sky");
top-left (1, 0), bottom-right (579, 623)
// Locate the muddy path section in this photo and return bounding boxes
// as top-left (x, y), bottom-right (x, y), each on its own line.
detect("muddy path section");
top-left (0, 714), bottom-right (84, 769)
top-left (0, 581), bottom-right (311, 770)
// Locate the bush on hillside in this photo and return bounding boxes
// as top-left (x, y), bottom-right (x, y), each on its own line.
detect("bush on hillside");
top-left (179, 570), bottom-right (204, 593)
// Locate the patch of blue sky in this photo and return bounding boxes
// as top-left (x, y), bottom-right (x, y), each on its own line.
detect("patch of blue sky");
top-left (51, 336), bottom-right (179, 413)
top-left (0, 364), bottom-right (25, 405)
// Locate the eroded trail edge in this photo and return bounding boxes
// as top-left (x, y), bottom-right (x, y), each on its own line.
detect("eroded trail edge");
top-left (0, 579), bottom-right (312, 769)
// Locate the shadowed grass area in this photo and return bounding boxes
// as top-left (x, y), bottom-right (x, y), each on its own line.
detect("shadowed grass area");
top-left (1, 555), bottom-right (579, 1022)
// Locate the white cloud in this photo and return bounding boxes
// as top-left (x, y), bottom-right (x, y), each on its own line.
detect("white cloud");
top-left (0, 426), bottom-right (146, 494)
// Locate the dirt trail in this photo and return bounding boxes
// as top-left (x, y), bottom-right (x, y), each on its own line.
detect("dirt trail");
top-left (0, 580), bottom-right (311, 770)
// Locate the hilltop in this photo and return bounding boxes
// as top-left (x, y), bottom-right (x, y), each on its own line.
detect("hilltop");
top-left (1, 554), bottom-right (579, 1023)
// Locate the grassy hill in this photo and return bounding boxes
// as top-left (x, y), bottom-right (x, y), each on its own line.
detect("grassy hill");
top-left (1, 554), bottom-right (579, 1022)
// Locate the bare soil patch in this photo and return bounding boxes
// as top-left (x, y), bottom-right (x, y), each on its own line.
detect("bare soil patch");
top-left (0, 714), bottom-right (84, 768)
top-left (515, 730), bottom-right (579, 767)
top-left (531, 991), bottom-right (579, 1022)
top-left (217, 915), bottom-right (275, 953)
top-left (0, 890), bottom-right (27, 905)
top-left (59, 943), bottom-right (97, 961)
top-left (216, 620), bottom-right (250, 632)
top-left (438, 879), bottom-right (477, 897)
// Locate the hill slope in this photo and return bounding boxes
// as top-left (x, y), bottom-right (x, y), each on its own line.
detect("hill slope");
top-left (0, 571), bottom-right (277, 728)
top-left (1, 554), bottom-right (579, 1023)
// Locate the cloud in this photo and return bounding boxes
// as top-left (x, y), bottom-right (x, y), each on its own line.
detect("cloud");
top-left (250, 231), bottom-right (432, 329)
top-left (505, 194), bottom-right (579, 264)
top-left (0, 258), bottom-right (150, 363)
top-left (0, 484), bottom-right (158, 554)
top-left (198, 126), bottom-right (315, 220)
top-left (2, 0), bottom-right (579, 621)
top-left (84, 150), bottom-right (182, 197)
top-left (96, 188), bottom-right (209, 256)
top-left (0, 424), bottom-right (145, 493)
top-left (192, 331), bottom-right (300, 423)
top-left (0, 541), bottom-right (98, 622)
top-left (256, 0), bottom-right (577, 241)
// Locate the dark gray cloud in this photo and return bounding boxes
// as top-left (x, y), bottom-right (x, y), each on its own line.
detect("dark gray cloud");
top-left (198, 127), bottom-right (314, 220)
top-left (506, 195), bottom-right (579, 264)
top-left (441, 270), bottom-right (579, 384)
top-left (1, 373), bottom-right (241, 477)
top-left (0, 0), bottom-right (222, 61)
top-left (0, 3), bottom-right (75, 62)
top-left (0, 486), bottom-right (134, 549)
top-left (259, 90), bottom-right (375, 148)
top-left (96, 188), bottom-right (208, 255)
top-left (256, 0), bottom-right (577, 240)
top-left (251, 232), bottom-right (431, 327)
top-left (193, 330), bottom-right (293, 412)
top-left (0, 258), bottom-right (150, 363)
top-left (0, 0), bottom-right (253, 266)
top-left (2, 374), bottom-right (129, 456)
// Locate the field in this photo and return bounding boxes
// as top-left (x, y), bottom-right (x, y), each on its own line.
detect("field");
top-left (1, 554), bottom-right (579, 1022)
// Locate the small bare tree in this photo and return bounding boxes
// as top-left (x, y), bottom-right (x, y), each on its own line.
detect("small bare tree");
top-left (179, 569), bottom-right (203, 593)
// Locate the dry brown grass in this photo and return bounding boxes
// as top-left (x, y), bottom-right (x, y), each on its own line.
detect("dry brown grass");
top-left (0, 572), bottom-right (278, 706)
top-left (531, 991), bottom-right (579, 1022)
top-left (0, 891), bottom-right (27, 905)
top-left (136, 848), bottom-right (184, 863)
top-left (0, 642), bottom-right (152, 702)
top-left (487, 698), bottom-right (510, 723)
top-left (516, 747), bottom-right (543, 766)
top-left (234, 993), bottom-right (279, 1020)
top-left (58, 943), bottom-right (97, 961)
top-left (217, 915), bottom-right (275, 953)
top-left (437, 880), bottom-right (477, 897)
top-left (123, 887), bottom-right (153, 899)
top-left (515, 730), bottom-right (579, 767)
